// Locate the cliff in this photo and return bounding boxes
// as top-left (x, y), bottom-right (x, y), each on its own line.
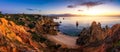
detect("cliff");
top-left (76, 21), bottom-right (120, 52)
top-left (0, 15), bottom-right (64, 52)
top-left (0, 18), bottom-right (45, 52)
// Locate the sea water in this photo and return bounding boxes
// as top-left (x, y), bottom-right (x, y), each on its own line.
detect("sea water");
top-left (54, 16), bottom-right (120, 36)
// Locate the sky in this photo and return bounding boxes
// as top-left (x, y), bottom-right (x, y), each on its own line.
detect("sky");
top-left (0, 0), bottom-right (120, 15)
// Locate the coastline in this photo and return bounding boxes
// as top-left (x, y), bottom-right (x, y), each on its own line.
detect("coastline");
top-left (46, 32), bottom-right (79, 49)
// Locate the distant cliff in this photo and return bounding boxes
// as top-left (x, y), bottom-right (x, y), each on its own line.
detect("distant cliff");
top-left (76, 21), bottom-right (120, 52)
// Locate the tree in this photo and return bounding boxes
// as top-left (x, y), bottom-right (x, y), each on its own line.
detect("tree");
top-left (0, 11), bottom-right (2, 17)
top-left (0, 11), bottom-right (1, 14)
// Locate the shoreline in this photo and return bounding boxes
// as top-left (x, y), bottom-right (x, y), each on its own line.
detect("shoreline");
top-left (46, 32), bottom-right (79, 49)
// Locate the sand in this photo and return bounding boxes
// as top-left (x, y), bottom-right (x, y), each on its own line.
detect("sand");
top-left (46, 32), bottom-right (79, 48)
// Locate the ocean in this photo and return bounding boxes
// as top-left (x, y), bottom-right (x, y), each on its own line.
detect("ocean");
top-left (54, 16), bottom-right (120, 36)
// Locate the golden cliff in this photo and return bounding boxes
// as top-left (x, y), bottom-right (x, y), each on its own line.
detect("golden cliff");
top-left (0, 18), bottom-right (43, 52)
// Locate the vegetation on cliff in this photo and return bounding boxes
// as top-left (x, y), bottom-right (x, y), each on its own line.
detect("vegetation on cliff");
top-left (4, 14), bottom-right (58, 35)
top-left (0, 11), bottom-right (3, 17)
top-left (0, 14), bottom-right (63, 52)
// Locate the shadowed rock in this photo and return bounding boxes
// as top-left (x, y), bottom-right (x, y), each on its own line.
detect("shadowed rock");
top-left (76, 21), bottom-right (120, 52)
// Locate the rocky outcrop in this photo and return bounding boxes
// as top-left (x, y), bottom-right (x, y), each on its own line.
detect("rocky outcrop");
top-left (1, 14), bottom-right (66, 52)
top-left (35, 17), bottom-right (58, 35)
top-left (77, 21), bottom-right (107, 45)
top-left (76, 21), bottom-right (120, 52)
top-left (0, 16), bottom-right (64, 52)
top-left (0, 18), bottom-right (43, 52)
top-left (5, 14), bottom-right (58, 35)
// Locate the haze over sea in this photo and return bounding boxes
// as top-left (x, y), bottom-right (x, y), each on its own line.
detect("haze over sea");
top-left (54, 16), bottom-right (120, 36)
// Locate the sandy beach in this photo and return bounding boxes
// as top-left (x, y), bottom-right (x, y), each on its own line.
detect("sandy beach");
top-left (46, 32), bottom-right (79, 48)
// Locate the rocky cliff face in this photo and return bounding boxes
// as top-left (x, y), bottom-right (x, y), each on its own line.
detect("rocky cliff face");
top-left (5, 14), bottom-right (58, 35)
top-left (35, 17), bottom-right (58, 35)
top-left (0, 15), bottom-right (64, 52)
top-left (77, 21), bottom-right (107, 45)
top-left (0, 14), bottom-right (70, 52)
top-left (0, 18), bottom-right (43, 52)
top-left (76, 21), bottom-right (120, 52)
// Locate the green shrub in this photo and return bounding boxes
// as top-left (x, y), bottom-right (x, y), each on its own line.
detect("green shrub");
top-left (30, 32), bottom-right (47, 43)
top-left (28, 23), bottom-right (35, 29)
top-left (18, 21), bottom-right (25, 25)
top-left (0, 11), bottom-right (3, 17)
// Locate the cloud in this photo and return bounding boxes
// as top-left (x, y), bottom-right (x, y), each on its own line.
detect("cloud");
top-left (26, 8), bottom-right (41, 12)
top-left (80, 1), bottom-right (103, 8)
top-left (67, 5), bottom-right (76, 8)
top-left (26, 8), bottom-right (37, 11)
top-left (67, 0), bottom-right (114, 9)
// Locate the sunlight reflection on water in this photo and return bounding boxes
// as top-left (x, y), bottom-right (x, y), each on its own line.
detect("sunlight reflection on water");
top-left (54, 17), bottom-right (120, 36)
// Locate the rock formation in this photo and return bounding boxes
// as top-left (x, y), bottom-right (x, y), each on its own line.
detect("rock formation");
top-left (0, 15), bottom-right (62, 52)
top-left (0, 18), bottom-right (43, 52)
top-left (77, 21), bottom-right (106, 45)
top-left (76, 21), bottom-right (120, 52)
